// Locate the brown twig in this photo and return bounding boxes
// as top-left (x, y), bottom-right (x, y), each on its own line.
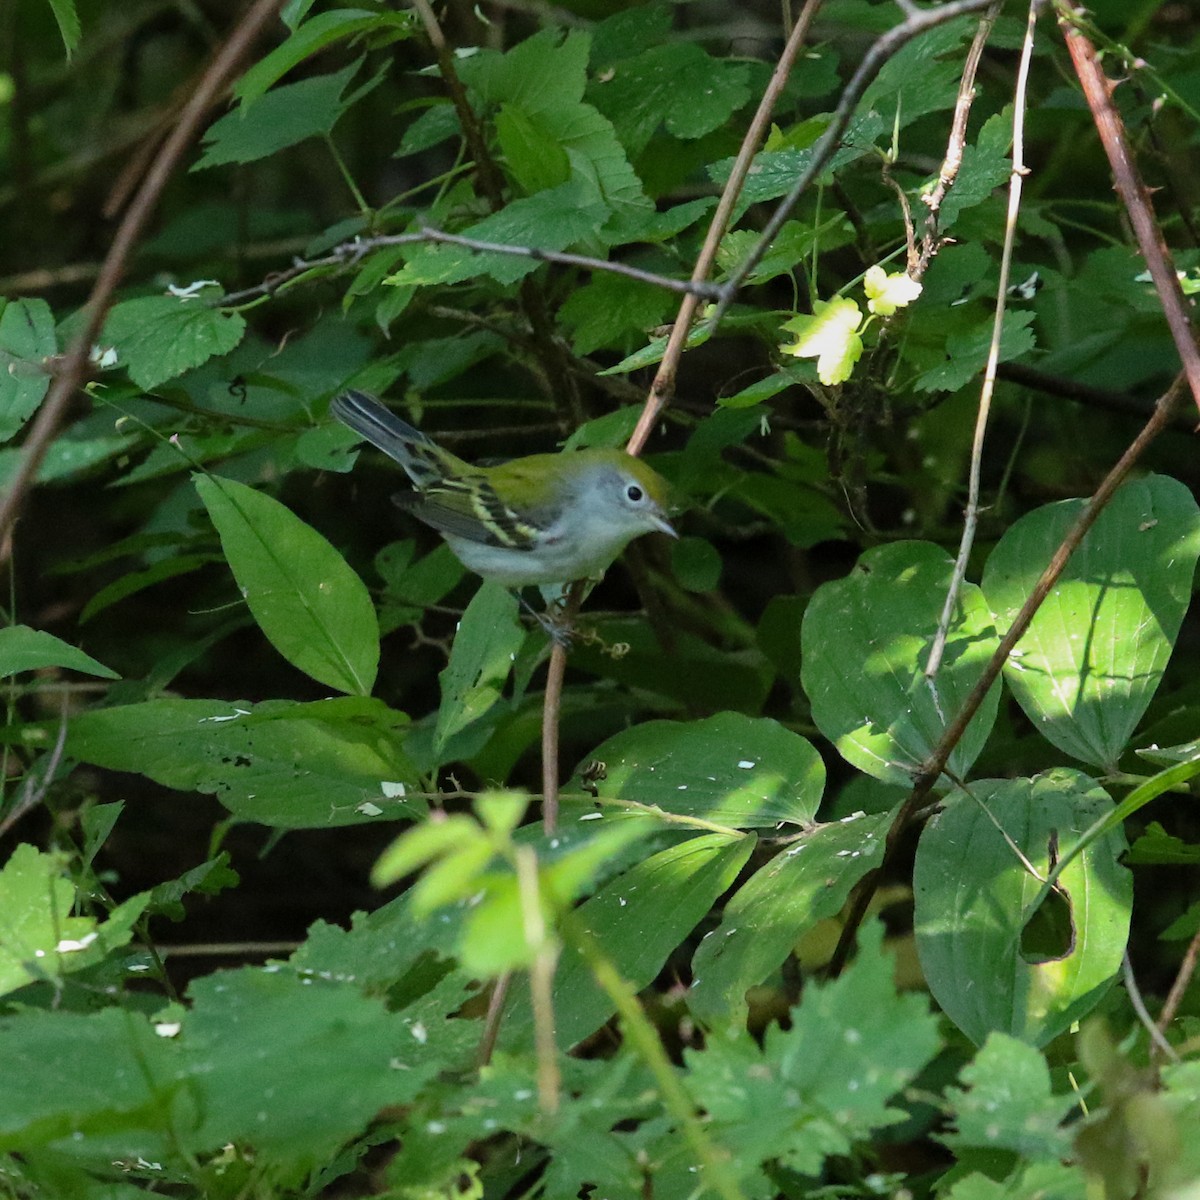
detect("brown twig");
top-left (540, 580), bottom-right (586, 835)
top-left (0, 0), bottom-right (286, 564)
top-left (1056, 4), bottom-right (1200, 417)
top-left (1154, 925), bottom-right (1200, 1060)
top-left (829, 373), bottom-right (1187, 975)
top-left (625, 0), bottom-right (826, 457)
top-left (916, 0), bottom-right (1004, 274)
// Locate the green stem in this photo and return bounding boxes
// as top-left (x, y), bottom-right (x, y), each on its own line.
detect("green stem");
top-left (325, 133), bottom-right (372, 219)
top-left (557, 907), bottom-right (746, 1200)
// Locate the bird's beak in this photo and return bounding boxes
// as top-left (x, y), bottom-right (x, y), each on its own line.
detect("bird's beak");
top-left (652, 513), bottom-right (679, 538)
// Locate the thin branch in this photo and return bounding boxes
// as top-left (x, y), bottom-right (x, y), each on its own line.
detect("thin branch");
top-left (1056, 3), bottom-right (1200, 417)
top-left (0, 0), bottom-right (286, 562)
top-left (627, 0), bottom-right (825, 456)
top-left (540, 581), bottom-right (586, 835)
top-left (916, 0), bottom-right (1004, 273)
top-left (1155, 924), bottom-right (1200, 1059)
top-left (1123, 950), bottom-right (1179, 1063)
top-left (925, 0), bottom-right (1040, 682)
top-left (214, 229), bottom-right (722, 310)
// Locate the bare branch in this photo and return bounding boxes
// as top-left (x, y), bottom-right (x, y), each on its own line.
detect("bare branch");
top-left (1057, 2), bottom-right (1200, 417)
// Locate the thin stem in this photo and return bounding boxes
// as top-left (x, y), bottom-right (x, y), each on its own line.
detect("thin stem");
top-left (558, 908), bottom-right (747, 1200)
top-left (516, 846), bottom-right (561, 1114)
top-left (926, 0), bottom-right (1040, 681)
top-left (324, 133), bottom-right (371, 218)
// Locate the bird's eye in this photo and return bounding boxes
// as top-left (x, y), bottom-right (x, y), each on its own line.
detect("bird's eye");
top-left (626, 484), bottom-right (644, 503)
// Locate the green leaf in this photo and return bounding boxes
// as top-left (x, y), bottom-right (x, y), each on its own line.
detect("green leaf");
top-left (558, 270), bottom-right (674, 356)
top-left (392, 178), bottom-right (609, 287)
top-left (504, 833), bottom-right (755, 1049)
top-left (780, 296), bottom-right (864, 385)
top-left (801, 541), bottom-right (1001, 786)
top-left (102, 295), bottom-right (246, 390)
top-left (590, 42), bottom-right (751, 156)
top-left (434, 583), bottom-right (524, 755)
top-left (61, 698), bottom-right (419, 828)
top-left (395, 101), bottom-right (460, 157)
top-left (0, 626), bottom-right (118, 679)
top-left (938, 108), bottom-right (1013, 226)
top-left (912, 310), bottom-right (1035, 393)
top-left (669, 536), bottom-right (722, 592)
top-left (688, 809), bottom-right (894, 1028)
top-left (195, 60), bottom-right (365, 169)
top-left (860, 16), bottom-right (972, 125)
top-left (233, 9), bottom-right (414, 107)
top-left (707, 113), bottom-right (885, 210)
top-left (0, 432), bottom-right (139, 486)
top-left (179, 968), bottom-right (447, 1163)
top-left (495, 102), bottom-right (571, 194)
top-left (0, 298), bottom-right (55, 441)
top-left (686, 921), bottom-right (941, 1177)
top-left (0, 1005), bottom-right (178, 1157)
top-left (46, 0), bottom-right (81, 57)
top-left (196, 474), bottom-right (379, 695)
top-left (0, 967), bottom-right (460, 1166)
top-left (913, 770), bottom-right (1131, 1046)
top-left (575, 712), bottom-right (824, 828)
top-left (982, 475), bottom-right (1200, 770)
top-left (0, 846), bottom-right (146, 999)
top-left (459, 29), bottom-right (650, 223)
top-left (942, 1033), bottom-right (1075, 1158)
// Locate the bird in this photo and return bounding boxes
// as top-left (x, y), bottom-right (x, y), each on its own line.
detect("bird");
top-left (331, 390), bottom-right (677, 589)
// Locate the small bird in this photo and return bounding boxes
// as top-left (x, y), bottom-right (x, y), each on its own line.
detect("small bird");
top-left (331, 390), bottom-right (677, 588)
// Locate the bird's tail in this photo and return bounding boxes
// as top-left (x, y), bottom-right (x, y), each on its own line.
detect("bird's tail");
top-left (330, 390), bottom-right (452, 488)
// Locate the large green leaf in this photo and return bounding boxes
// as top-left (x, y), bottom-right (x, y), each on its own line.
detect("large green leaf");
top-left (589, 42), bottom-right (751, 156)
top-left (686, 921), bottom-right (942, 1178)
top-left (801, 541), bottom-right (1001, 786)
top-left (913, 770), bottom-right (1130, 1046)
top-left (503, 833), bottom-right (755, 1049)
top-left (102, 295), bottom-right (246, 390)
top-left (0, 626), bottom-right (117, 679)
top-left (61, 697), bottom-right (418, 828)
top-left (196, 474), bottom-right (379, 695)
top-left (0, 966), bottom-right (461, 1169)
top-left (195, 60), bottom-right (368, 169)
top-left (574, 712), bottom-right (824, 828)
top-left (458, 28), bottom-right (650, 222)
top-left (688, 809), bottom-right (894, 1028)
top-left (981, 475), bottom-right (1200, 771)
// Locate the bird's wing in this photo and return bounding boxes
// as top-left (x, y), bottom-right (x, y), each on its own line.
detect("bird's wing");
top-left (395, 474), bottom-right (549, 550)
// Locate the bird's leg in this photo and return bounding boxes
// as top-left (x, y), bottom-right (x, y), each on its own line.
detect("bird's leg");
top-left (514, 589), bottom-right (575, 647)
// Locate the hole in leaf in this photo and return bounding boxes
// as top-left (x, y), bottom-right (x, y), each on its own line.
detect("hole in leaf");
top-left (1020, 883), bottom-right (1075, 963)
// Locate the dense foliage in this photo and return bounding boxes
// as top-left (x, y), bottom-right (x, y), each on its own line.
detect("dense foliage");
top-left (2, 0), bottom-right (1200, 1196)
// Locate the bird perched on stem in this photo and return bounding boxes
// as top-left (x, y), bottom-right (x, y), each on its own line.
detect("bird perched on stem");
top-left (331, 390), bottom-right (677, 589)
